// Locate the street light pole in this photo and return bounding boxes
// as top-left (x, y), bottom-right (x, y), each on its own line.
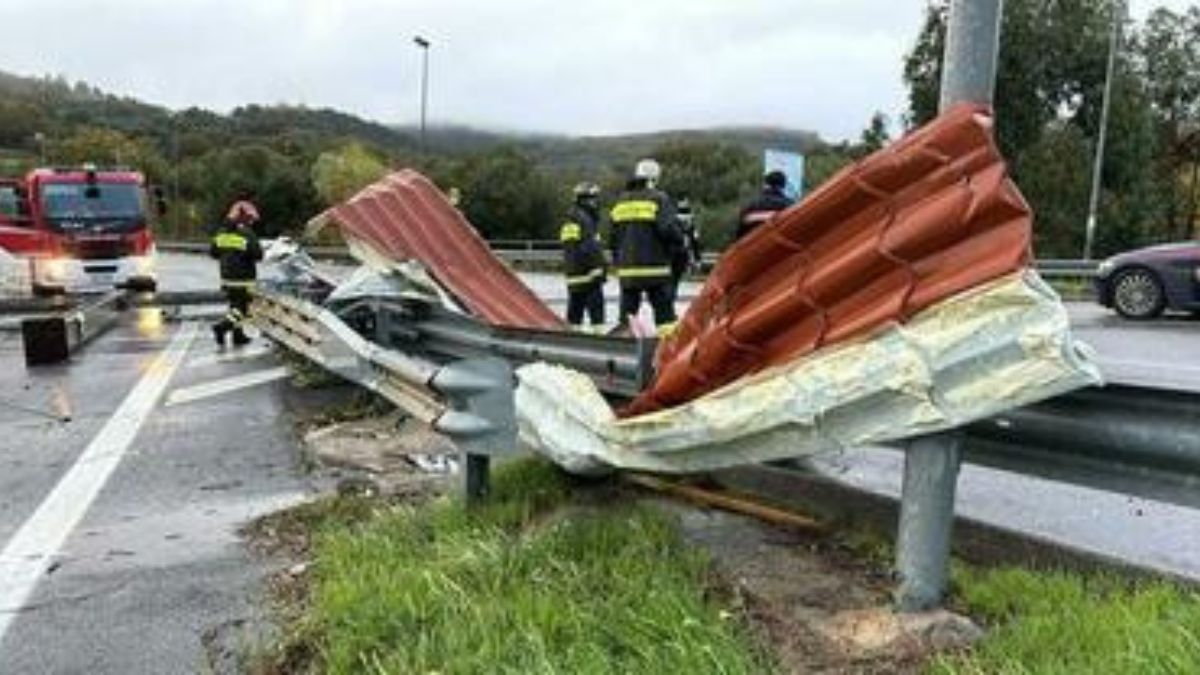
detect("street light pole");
top-left (414, 35), bottom-right (431, 154)
top-left (1083, 0), bottom-right (1124, 261)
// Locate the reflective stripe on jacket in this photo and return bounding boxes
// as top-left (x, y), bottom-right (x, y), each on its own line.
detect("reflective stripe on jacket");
top-left (560, 204), bottom-right (606, 289)
top-left (609, 188), bottom-right (681, 288)
top-left (209, 223), bottom-right (263, 284)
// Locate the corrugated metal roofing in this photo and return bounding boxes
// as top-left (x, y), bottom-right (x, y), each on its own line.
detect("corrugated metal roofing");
top-left (624, 103), bottom-right (1032, 416)
top-left (315, 170), bottom-right (564, 330)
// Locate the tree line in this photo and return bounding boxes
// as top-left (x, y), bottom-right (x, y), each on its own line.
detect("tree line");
top-left (906, 0), bottom-right (1199, 257)
top-left (0, 69), bottom-right (877, 250)
top-left (2, 0), bottom-right (1194, 258)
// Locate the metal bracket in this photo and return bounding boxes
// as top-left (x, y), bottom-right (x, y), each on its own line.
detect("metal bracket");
top-left (430, 357), bottom-right (516, 504)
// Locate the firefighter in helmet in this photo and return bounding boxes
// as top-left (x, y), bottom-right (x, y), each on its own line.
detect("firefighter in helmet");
top-left (209, 197), bottom-right (263, 347)
top-left (559, 181), bottom-right (606, 328)
top-left (608, 158), bottom-right (683, 332)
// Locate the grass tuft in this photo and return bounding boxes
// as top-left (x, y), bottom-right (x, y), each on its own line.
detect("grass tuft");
top-left (276, 458), bottom-right (768, 674)
top-left (934, 566), bottom-right (1200, 674)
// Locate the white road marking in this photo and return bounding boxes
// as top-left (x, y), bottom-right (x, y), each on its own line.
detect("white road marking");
top-left (0, 322), bottom-right (197, 643)
top-left (164, 366), bottom-right (290, 407)
top-left (187, 344), bottom-right (273, 369)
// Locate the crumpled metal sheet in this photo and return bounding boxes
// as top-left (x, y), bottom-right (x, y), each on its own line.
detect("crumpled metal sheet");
top-left (628, 104), bottom-right (1032, 416)
top-left (516, 271), bottom-right (1102, 475)
top-left (307, 170), bottom-right (563, 330)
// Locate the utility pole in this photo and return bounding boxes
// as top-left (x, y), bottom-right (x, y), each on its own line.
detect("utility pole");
top-left (895, 0), bottom-right (1003, 613)
top-left (414, 35), bottom-right (431, 154)
top-left (1083, 0), bottom-right (1124, 261)
top-left (172, 113), bottom-right (181, 233)
top-left (33, 132), bottom-right (46, 165)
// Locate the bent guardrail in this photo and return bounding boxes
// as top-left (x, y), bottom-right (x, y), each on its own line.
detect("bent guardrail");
top-left (252, 288), bottom-right (515, 501)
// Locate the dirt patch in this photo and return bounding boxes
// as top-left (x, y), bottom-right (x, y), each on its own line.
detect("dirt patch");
top-left (661, 500), bottom-right (980, 674)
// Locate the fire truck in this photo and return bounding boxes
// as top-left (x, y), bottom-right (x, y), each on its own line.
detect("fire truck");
top-left (0, 165), bottom-right (161, 295)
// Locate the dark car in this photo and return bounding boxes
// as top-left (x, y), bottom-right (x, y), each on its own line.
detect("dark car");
top-left (1094, 241), bottom-right (1200, 319)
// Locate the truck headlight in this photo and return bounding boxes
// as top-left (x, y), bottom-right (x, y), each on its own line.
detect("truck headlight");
top-left (40, 258), bottom-right (68, 281)
top-left (132, 255), bottom-right (156, 275)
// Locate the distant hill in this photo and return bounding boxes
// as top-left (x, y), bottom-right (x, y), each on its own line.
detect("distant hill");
top-left (1, 68), bottom-right (829, 168)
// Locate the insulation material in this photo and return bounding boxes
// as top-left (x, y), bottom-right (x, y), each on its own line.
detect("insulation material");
top-left (516, 271), bottom-right (1101, 475)
top-left (629, 103), bottom-right (1033, 416)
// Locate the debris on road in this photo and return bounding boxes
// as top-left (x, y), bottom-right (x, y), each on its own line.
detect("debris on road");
top-left (279, 104), bottom-right (1100, 476)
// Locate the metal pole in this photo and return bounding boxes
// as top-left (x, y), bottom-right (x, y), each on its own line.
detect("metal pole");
top-left (896, 432), bottom-right (963, 611)
top-left (414, 35), bottom-right (430, 154)
top-left (1083, 0), bottom-right (1124, 261)
top-left (893, 0), bottom-right (1003, 613)
top-left (937, 0), bottom-right (1004, 110)
top-left (172, 114), bottom-right (181, 235)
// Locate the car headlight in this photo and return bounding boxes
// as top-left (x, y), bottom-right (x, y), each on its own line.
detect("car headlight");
top-left (1097, 258), bottom-right (1115, 277)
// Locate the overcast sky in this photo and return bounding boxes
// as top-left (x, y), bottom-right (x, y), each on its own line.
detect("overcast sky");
top-left (0, 0), bottom-right (1192, 141)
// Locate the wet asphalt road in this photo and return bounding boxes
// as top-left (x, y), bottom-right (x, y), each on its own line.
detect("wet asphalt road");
top-left (0, 253), bottom-right (1197, 672)
top-left (0, 301), bottom-right (312, 673)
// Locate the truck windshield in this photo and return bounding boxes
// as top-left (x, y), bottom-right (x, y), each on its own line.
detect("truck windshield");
top-left (41, 182), bottom-right (145, 231)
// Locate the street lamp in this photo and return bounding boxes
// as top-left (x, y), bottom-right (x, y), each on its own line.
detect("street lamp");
top-left (413, 35), bottom-right (431, 154)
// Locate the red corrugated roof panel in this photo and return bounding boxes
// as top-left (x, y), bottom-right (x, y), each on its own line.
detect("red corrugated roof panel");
top-left (318, 170), bottom-right (563, 330)
top-left (624, 104), bottom-right (1032, 416)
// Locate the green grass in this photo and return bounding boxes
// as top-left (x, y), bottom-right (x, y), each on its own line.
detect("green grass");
top-left (278, 459), bottom-right (770, 674)
top-left (933, 566), bottom-right (1200, 674)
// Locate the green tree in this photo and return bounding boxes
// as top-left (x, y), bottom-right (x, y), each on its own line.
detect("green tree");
top-left (53, 127), bottom-right (169, 182)
top-left (311, 142), bottom-right (390, 206)
top-left (902, 0), bottom-right (1177, 257)
top-left (446, 146), bottom-right (561, 240)
top-left (195, 144), bottom-right (319, 236)
top-left (858, 112), bottom-right (891, 154)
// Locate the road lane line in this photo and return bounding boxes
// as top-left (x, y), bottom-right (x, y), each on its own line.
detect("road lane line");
top-left (164, 366), bottom-right (290, 407)
top-left (0, 322), bottom-right (197, 644)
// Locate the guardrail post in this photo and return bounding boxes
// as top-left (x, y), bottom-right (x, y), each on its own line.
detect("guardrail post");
top-left (895, 431), bottom-right (963, 612)
top-left (430, 357), bottom-right (516, 504)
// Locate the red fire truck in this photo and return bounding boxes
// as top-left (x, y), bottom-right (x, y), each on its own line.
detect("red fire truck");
top-left (0, 165), bottom-right (160, 294)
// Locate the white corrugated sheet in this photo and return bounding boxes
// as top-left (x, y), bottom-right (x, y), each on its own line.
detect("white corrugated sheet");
top-left (516, 271), bottom-right (1102, 474)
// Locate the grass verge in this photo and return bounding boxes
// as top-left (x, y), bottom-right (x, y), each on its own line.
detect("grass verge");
top-left (934, 566), bottom-right (1200, 674)
top-left (263, 459), bottom-right (771, 674)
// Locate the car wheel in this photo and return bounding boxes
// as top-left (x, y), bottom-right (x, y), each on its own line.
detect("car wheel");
top-left (1111, 268), bottom-right (1165, 319)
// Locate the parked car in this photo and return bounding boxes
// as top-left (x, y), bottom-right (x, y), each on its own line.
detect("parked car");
top-left (1094, 241), bottom-right (1200, 319)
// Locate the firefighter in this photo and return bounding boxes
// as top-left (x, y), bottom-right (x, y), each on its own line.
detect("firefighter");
top-left (609, 158), bottom-right (682, 332)
top-left (560, 182), bottom-right (606, 328)
top-left (734, 170), bottom-right (793, 241)
top-left (670, 195), bottom-right (701, 303)
top-left (209, 200), bottom-right (263, 347)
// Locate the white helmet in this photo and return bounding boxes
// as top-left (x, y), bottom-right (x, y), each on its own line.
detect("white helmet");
top-left (572, 181), bottom-right (600, 199)
top-left (633, 158), bottom-right (661, 183)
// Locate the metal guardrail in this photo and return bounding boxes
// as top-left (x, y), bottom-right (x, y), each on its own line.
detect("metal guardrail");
top-left (252, 288), bottom-right (516, 501)
top-left (157, 240), bottom-right (1101, 279)
top-left (343, 299), bottom-right (651, 398)
top-left (20, 290), bottom-right (127, 365)
top-left (961, 383), bottom-right (1200, 509)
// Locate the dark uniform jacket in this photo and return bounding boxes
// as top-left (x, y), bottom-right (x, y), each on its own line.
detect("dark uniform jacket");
top-left (735, 186), bottom-right (794, 241)
top-left (609, 187), bottom-right (682, 288)
top-left (559, 203), bottom-right (606, 289)
top-left (209, 222), bottom-right (263, 286)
